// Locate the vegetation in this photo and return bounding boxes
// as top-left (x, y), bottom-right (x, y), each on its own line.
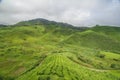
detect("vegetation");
top-left (0, 19), bottom-right (120, 80)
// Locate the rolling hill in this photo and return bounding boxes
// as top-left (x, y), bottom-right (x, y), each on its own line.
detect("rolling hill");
top-left (65, 30), bottom-right (120, 53)
top-left (0, 18), bottom-right (120, 80)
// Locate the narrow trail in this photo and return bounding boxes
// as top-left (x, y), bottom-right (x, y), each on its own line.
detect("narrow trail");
top-left (67, 57), bottom-right (120, 72)
top-left (85, 67), bottom-right (120, 72)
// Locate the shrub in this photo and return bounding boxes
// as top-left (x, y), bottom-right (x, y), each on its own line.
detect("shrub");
top-left (110, 64), bottom-right (116, 68)
top-left (97, 54), bottom-right (105, 58)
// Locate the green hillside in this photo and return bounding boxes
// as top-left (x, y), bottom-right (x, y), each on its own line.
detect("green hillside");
top-left (65, 30), bottom-right (120, 53)
top-left (0, 19), bottom-right (120, 80)
top-left (91, 26), bottom-right (120, 41)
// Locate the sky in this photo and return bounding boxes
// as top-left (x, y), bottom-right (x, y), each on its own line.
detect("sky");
top-left (0, 0), bottom-right (120, 27)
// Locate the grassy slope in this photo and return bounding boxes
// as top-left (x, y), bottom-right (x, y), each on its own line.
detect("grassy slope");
top-left (91, 26), bottom-right (120, 41)
top-left (65, 30), bottom-right (120, 53)
top-left (0, 24), bottom-right (120, 80)
top-left (17, 54), bottom-right (119, 80)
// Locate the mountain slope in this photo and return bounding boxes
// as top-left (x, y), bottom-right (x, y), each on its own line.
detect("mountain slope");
top-left (17, 54), bottom-right (119, 80)
top-left (65, 30), bottom-right (120, 54)
top-left (0, 19), bottom-right (120, 80)
top-left (91, 26), bottom-right (120, 41)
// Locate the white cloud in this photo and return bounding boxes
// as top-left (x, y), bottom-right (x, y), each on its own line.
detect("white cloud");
top-left (0, 0), bottom-right (120, 26)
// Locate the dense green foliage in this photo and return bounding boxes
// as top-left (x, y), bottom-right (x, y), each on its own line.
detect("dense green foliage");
top-left (0, 19), bottom-right (120, 80)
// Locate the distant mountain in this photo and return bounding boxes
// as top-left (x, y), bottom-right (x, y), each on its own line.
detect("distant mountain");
top-left (0, 24), bottom-right (7, 27)
top-left (15, 18), bottom-right (88, 31)
top-left (16, 18), bottom-right (73, 27)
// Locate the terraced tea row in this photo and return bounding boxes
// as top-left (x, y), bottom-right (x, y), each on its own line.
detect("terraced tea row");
top-left (17, 54), bottom-right (120, 80)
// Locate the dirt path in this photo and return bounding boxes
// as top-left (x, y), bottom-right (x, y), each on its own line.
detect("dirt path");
top-left (67, 57), bottom-right (120, 72)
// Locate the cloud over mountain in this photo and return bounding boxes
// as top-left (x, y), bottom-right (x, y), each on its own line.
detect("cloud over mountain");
top-left (0, 0), bottom-right (120, 26)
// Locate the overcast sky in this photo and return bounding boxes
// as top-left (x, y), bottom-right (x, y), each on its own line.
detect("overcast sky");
top-left (0, 0), bottom-right (120, 26)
